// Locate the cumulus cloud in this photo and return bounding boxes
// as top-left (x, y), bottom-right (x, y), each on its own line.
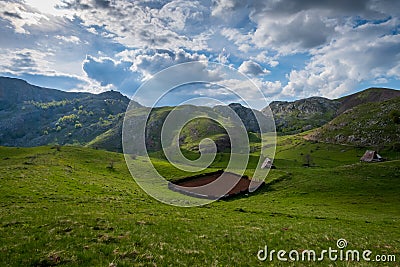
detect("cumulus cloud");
top-left (1, 0), bottom-right (400, 107)
top-left (83, 55), bottom-right (133, 87)
top-left (59, 0), bottom-right (210, 50)
top-left (117, 48), bottom-right (208, 80)
top-left (82, 48), bottom-right (211, 96)
top-left (0, 1), bottom-right (50, 34)
top-left (253, 10), bottom-right (335, 54)
top-left (238, 61), bottom-right (269, 76)
top-left (158, 0), bottom-right (210, 34)
top-left (282, 17), bottom-right (400, 98)
top-left (192, 77), bottom-right (282, 109)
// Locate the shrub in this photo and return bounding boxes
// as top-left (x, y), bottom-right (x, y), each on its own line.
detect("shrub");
top-left (389, 110), bottom-right (400, 124)
top-left (392, 143), bottom-right (400, 152)
top-left (58, 114), bottom-right (79, 124)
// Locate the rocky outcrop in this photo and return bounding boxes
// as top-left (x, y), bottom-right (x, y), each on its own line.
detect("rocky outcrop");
top-left (263, 97), bottom-right (340, 134)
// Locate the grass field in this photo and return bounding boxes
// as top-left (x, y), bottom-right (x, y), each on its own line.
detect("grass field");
top-left (0, 137), bottom-right (399, 266)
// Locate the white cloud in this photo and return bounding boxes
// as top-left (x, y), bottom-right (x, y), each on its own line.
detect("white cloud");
top-left (55, 35), bottom-right (81, 44)
top-left (0, 48), bottom-right (54, 75)
top-left (117, 48), bottom-right (208, 80)
top-left (252, 10), bottom-right (336, 55)
top-left (57, 0), bottom-right (210, 50)
top-left (217, 48), bottom-right (229, 64)
top-left (282, 18), bottom-right (400, 98)
top-left (158, 0), bottom-right (210, 34)
top-left (220, 28), bottom-right (253, 53)
top-left (372, 77), bottom-right (388, 84)
top-left (238, 60), bottom-right (269, 76)
top-left (0, 1), bottom-right (50, 34)
top-left (1, 0), bottom-right (400, 103)
top-left (24, 0), bottom-right (74, 17)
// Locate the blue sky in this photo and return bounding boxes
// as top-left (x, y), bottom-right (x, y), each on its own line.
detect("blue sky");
top-left (0, 0), bottom-right (399, 109)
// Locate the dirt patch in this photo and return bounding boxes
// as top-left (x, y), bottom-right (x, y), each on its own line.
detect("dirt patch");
top-left (168, 170), bottom-right (264, 199)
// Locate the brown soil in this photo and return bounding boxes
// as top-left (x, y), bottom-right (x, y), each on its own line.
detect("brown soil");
top-left (168, 171), bottom-right (264, 199)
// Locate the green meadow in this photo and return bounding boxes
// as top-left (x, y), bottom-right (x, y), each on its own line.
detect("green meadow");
top-left (0, 136), bottom-right (399, 266)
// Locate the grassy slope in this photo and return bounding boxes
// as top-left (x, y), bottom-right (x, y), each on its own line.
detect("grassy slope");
top-left (308, 97), bottom-right (400, 147)
top-left (0, 143), bottom-right (399, 266)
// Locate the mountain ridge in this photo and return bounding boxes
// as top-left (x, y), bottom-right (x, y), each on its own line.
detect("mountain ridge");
top-left (263, 87), bottom-right (400, 134)
top-left (0, 76), bottom-right (399, 151)
top-left (0, 76), bottom-right (138, 148)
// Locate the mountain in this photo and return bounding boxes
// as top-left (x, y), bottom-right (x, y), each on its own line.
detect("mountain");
top-left (1, 76), bottom-right (399, 152)
top-left (0, 77), bottom-right (90, 107)
top-left (214, 103), bottom-right (274, 133)
top-left (263, 88), bottom-right (400, 134)
top-left (0, 76), bottom-right (140, 148)
top-left (100, 104), bottom-right (266, 154)
top-left (337, 87), bottom-right (400, 114)
top-left (0, 77), bottom-right (270, 153)
top-left (306, 96), bottom-right (400, 148)
top-left (265, 97), bottom-right (340, 134)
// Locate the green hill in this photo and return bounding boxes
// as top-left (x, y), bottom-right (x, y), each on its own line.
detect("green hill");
top-left (178, 117), bottom-right (230, 152)
top-left (337, 87), bottom-right (400, 114)
top-left (307, 96), bottom-right (400, 148)
top-left (91, 104), bottom-right (266, 154)
top-left (263, 88), bottom-right (400, 134)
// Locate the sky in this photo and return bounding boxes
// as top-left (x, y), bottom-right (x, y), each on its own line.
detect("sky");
top-left (0, 0), bottom-right (400, 109)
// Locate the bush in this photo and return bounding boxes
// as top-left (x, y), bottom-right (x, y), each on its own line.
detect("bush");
top-left (389, 110), bottom-right (400, 124)
top-left (392, 143), bottom-right (400, 152)
top-left (58, 114), bottom-right (79, 126)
